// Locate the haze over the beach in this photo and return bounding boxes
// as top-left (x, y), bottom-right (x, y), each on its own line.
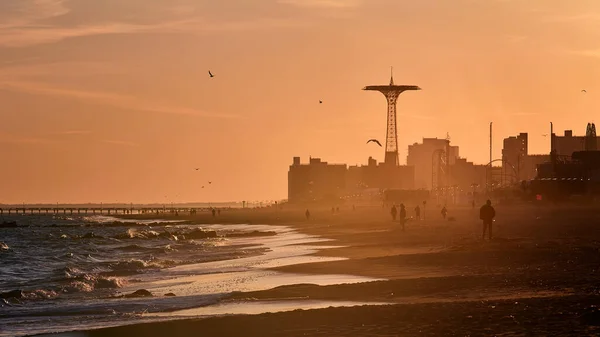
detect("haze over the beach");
top-left (1, 0), bottom-right (599, 204)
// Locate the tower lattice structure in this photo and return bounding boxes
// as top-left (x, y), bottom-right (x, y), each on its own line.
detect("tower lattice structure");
top-left (363, 68), bottom-right (421, 166)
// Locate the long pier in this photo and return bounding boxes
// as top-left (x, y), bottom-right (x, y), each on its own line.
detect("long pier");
top-left (0, 207), bottom-right (208, 216)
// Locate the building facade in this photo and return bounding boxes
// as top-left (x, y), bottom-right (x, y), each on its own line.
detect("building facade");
top-left (288, 156), bottom-right (414, 203)
top-left (502, 133), bottom-right (528, 183)
top-left (288, 157), bottom-right (347, 203)
top-left (553, 129), bottom-right (600, 158)
top-left (407, 138), bottom-right (459, 190)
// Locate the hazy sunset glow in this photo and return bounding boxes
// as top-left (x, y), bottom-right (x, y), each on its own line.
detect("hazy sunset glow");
top-left (2, 0), bottom-right (600, 203)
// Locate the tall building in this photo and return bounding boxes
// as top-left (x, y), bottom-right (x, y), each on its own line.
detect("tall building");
top-left (502, 133), bottom-right (528, 183)
top-left (407, 138), bottom-right (459, 190)
top-left (288, 157), bottom-right (347, 203)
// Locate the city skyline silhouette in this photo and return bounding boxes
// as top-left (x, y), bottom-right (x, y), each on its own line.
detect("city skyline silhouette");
top-left (1, 0), bottom-right (599, 203)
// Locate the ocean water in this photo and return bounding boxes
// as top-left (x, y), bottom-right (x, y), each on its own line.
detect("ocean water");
top-left (0, 215), bottom-right (382, 336)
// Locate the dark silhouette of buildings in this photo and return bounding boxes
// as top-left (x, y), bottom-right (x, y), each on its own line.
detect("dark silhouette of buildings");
top-left (349, 157), bottom-right (414, 190)
top-left (450, 158), bottom-right (487, 194)
top-left (288, 157), bottom-right (346, 203)
top-left (288, 156), bottom-right (414, 203)
top-left (287, 74), bottom-right (600, 203)
top-left (551, 129), bottom-right (600, 158)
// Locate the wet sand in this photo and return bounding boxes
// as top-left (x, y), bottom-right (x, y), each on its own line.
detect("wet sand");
top-left (63, 203), bottom-right (600, 336)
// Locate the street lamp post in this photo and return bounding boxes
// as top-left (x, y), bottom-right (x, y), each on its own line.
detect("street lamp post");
top-left (488, 122), bottom-right (493, 195)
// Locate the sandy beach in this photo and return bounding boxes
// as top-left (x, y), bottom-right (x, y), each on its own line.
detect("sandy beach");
top-left (47, 203), bottom-right (600, 336)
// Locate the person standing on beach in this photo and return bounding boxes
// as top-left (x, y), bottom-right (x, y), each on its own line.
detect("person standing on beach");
top-left (441, 206), bottom-right (447, 220)
top-left (480, 199), bottom-right (496, 240)
top-left (391, 205), bottom-right (397, 221)
top-left (414, 205), bottom-right (421, 220)
top-left (399, 204), bottom-right (407, 231)
top-left (305, 209), bottom-right (311, 221)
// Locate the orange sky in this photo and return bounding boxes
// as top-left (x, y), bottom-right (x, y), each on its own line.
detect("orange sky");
top-left (1, 0), bottom-right (600, 203)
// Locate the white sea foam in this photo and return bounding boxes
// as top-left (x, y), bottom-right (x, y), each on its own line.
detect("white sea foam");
top-left (0, 220), bottom-right (382, 337)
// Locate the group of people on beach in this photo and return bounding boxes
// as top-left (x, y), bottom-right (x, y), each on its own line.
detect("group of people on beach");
top-left (389, 200), bottom-right (496, 240)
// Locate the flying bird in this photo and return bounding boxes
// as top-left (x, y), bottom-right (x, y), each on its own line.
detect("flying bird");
top-left (194, 168), bottom-right (200, 171)
top-left (319, 100), bottom-right (323, 104)
top-left (208, 181), bottom-right (212, 184)
top-left (582, 89), bottom-right (587, 93)
top-left (367, 139), bottom-right (382, 147)
top-left (202, 186), bottom-right (205, 189)
top-left (209, 71), bottom-right (214, 78)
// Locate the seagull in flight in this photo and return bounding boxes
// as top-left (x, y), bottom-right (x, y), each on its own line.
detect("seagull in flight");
top-left (582, 89), bottom-right (587, 93)
top-left (319, 100), bottom-right (323, 104)
top-left (367, 139), bottom-right (382, 147)
top-left (208, 181), bottom-right (212, 184)
top-left (209, 70), bottom-right (214, 78)
top-left (194, 168), bottom-right (200, 171)
top-left (202, 186), bottom-right (205, 189)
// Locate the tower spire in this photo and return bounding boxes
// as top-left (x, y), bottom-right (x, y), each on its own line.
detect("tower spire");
top-left (363, 69), bottom-right (421, 167)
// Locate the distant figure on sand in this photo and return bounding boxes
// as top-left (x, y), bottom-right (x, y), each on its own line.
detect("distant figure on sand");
top-left (305, 209), bottom-right (311, 220)
top-left (441, 206), bottom-right (447, 219)
top-left (391, 205), bottom-right (397, 221)
top-left (399, 204), bottom-right (407, 231)
top-left (211, 209), bottom-right (216, 217)
top-left (414, 205), bottom-right (421, 220)
top-left (480, 200), bottom-right (496, 240)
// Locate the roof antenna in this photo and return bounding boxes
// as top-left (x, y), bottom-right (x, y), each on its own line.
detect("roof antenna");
top-left (390, 66), bottom-right (394, 86)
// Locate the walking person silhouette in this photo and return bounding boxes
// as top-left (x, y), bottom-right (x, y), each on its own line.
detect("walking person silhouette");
top-left (479, 200), bottom-right (496, 240)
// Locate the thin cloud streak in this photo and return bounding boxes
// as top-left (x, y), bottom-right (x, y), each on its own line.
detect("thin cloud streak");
top-left (0, 81), bottom-right (240, 119)
top-left (0, 131), bottom-right (53, 145)
top-left (510, 112), bottom-right (540, 116)
top-left (397, 113), bottom-right (436, 120)
top-left (56, 130), bottom-right (92, 135)
top-left (569, 49), bottom-right (600, 58)
top-left (0, 62), bottom-right (119, 79)
top-left (102, 140), bottom-right (138, 147)
top-left (0, 16), bottom-right (311, 48)
top-left (278, 0), bottom-right (363, 9)
top-left (0, 0), bottom-right (70, 29)
top-left (505, 35), bottom-right (528, 43)
top-left (542, 13), bottom-right (600, 24)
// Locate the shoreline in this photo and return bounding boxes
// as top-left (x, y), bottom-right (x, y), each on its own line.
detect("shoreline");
top-left (20, 218), bottom-right (382, 337)
top-left (38, 204), bottom-right (600, 336)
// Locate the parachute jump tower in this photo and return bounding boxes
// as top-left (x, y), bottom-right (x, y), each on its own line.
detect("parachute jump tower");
top-left (363, 68), bottom-right (421, 166)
